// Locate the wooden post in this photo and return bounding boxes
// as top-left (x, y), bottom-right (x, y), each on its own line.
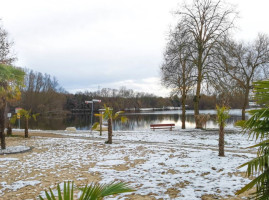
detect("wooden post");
top-left (99, 111), bottom-right (103, 136)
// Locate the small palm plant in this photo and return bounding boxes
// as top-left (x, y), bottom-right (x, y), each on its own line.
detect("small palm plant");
top-left (39, 181), bottom-right (134, 200)
top-left (236, 80), bottom-right (269, 199)
top-left (216, 105), bottom-right (230, 157)
top-left (11, 109), bottom-right (39, 138)
top-left (92, 105), bottom-right (127, 144)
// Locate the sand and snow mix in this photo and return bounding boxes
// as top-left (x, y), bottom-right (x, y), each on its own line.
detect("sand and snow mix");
top-left (0, 129), bottom-right (257, 199)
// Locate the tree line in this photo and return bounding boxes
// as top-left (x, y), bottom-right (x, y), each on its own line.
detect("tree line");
top-left (14, 71), bottom-right (247, 115)
top-left (66, 87), bottom-right (172, 113)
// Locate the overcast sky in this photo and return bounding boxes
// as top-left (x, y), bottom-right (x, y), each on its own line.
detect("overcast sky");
top-left (0, 0), bottom-right (269, 96)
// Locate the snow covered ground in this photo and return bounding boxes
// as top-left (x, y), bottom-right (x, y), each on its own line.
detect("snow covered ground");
top-left (0, 128), bottom-right (256, 199)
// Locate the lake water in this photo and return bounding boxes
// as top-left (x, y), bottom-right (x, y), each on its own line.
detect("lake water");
top-left (14, 109), bottom-right (247, 131)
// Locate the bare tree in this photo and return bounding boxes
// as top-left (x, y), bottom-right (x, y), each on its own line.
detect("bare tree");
top-left (0, 21), bottom-right (16, 64)
top-left (175, 0), bottom-right (237, 127)
top-left (216, 34), bottom-right (269, 120)
top-left (161, 27), bottom-right (196, 129)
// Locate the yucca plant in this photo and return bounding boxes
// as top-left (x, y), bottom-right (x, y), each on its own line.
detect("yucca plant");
top-left (236, 80), bottom-right (269, 199)
top-left (10, 109), bottom-right (39, 138)
top-left (216, 105), bottom-right (230, 157)
top-left (92, 105), bottom-right (127, 144)
top-left (39, 181), bottom-right (134, 200)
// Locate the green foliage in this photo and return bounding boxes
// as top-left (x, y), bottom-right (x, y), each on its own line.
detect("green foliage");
top-left (236, 108), bottom-right (269, 141)
top-left (252, 80), bottom-right (269, 106)
top-left (39, 181), bottom-right (134, 200)
top-left (0, 64), bottom-right (25, 101)
top-left (92, 105), bottom-right (127, 130)
top-left (216, 105), bottom-right (230, 127)
top-left (10, 109), bottom-right (39, 124)
top-left (18, 109), bottom-right (40, 120)
top-left (40, 182), bottom-right (74, 200)
top-left (91, 123), bottom-right (99, 131)
top-left (236, 80), bottom-right (269, 199)
top-left (10, 114), bottom-right (17, 125)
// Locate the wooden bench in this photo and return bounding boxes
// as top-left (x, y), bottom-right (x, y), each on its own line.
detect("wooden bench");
top-left (150, 123), bottom-right (175, 131)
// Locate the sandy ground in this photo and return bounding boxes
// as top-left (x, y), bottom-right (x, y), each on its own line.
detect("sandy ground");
top-left (0, 130), bottom-right (255, 200)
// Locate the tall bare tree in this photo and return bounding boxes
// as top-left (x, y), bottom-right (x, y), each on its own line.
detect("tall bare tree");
top-left (175, 0), bottom-right (237, 127)
top-left (161, 27), bottom-right (196, 129)
top-left (217, 34), bottom-right (269, 120)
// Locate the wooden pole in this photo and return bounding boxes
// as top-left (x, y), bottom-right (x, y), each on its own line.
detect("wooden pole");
top-left (100, 111), bottom-right (103, 136)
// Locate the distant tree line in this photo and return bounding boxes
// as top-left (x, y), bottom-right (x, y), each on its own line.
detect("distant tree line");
top-left (66, 88), bottom-right (247, 113)
top-left (65, 86), bottom-right (173, 112)
top-left (8, 69), bottom-right (247, 116)
top-left (11, 71), bottom-right (175, 114)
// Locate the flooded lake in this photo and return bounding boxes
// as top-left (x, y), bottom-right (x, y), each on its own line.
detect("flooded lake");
top-left (14, 109), bottom-right (247, 131)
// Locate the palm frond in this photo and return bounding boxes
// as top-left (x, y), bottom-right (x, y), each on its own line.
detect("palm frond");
top-left (253, 80), bottom-right (269, 106)
top-left (79, 181), bottom-right (134, 200)
top-left (92, 122), bottom-right (100, 130)
top-left (236, 171), bottom-right (269, 195)
top-left (99, 181), bottom-right (134, 196)
top-left (236, 80), bottom-right (269, 199)
top-left (114, 111), bottom-right (124, 119)
top-left (236, 108), bottom-right (269, 140)
top-left (216, 105), bottom-right (230, 126)
top-left (40, 181), bottom-right (134, 200)
top-left (40, 181), bottom-right (74, 200)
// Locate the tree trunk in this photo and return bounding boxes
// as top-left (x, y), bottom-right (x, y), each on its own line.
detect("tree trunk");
top-left (7, 121), bottom-right (12, 136)
top-left (25, 119), bottom-right (29, 138)
top-left (242, 88), bottom-right (249, 121)
top-left (107, 118), bottom-right (112, 144)
top-left (219, 123), bottom-right (225, 156)
top-left (0, 100), bottom-right (6, 149)
top-left (181, 61), bottom-right (186, 129)
top-left (181, 94), bottom-right (186, 129)
top-left (194, 70), bottom-right (202, 128)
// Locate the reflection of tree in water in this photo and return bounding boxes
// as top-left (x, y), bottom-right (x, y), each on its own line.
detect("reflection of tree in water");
top-left (65, 115), bottom-right (91, 130)
top-left (18, 111), bottom-right (245, 130)
top-left (24, 117), bottom-right (67, 130)
top-left (227, 115), bottom-right (243, 125)
top-left (114, 114), bottom-right (194, 130)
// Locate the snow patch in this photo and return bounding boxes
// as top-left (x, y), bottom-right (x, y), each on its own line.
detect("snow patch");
top-left (0, 158), bottom-right (19, 161)
top-left (0, 146), bottom-right (31, 155)
top-left (1, 180), bottom-right (40, 192)
top-left (96, 160), bottom-right (126, 166)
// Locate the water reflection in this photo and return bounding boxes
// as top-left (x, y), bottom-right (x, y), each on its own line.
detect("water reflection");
top-left (14, 109), bottom-right (246, 131)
